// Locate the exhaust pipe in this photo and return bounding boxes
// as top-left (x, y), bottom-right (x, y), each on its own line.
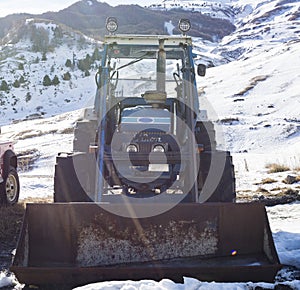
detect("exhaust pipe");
top-left (157, 39), bottom-right (166, 93)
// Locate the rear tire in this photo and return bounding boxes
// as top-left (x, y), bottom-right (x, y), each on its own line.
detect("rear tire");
top-left (0, 167), bottom-right (20, 205)
top-left (73, 120), bottom-right (97, 152)
top-left (198, 151), bottom-right (236, 202)
top-left (195, 121), bottom-right (217, 152)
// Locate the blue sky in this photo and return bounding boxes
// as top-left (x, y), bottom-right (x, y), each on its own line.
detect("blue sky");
top-left (0, 0), bottom-right (161, 17)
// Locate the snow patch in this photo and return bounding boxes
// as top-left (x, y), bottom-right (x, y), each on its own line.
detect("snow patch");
top-left (164, 21), bottom-right (175, 35)
top-left (0, 272), bottom-right (16, 288)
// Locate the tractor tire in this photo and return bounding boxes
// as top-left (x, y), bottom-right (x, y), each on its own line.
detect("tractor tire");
top-left (54, 153), bottom-right (94, 202)
top-left (0, 167), bottom-right (20, 205)
top-left (195, 121), bottom-right (217, 151)
top-left (198, 150), bottom-right (236, 202)
top-left (73, 120), bottom-right (97, 153)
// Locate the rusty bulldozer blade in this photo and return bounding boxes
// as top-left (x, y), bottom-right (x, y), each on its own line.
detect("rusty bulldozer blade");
top-left (11, 202), bottom-right (281, 288)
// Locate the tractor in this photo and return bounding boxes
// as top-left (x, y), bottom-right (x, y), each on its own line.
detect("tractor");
top-left (12, 18), bottom-right (281, 288)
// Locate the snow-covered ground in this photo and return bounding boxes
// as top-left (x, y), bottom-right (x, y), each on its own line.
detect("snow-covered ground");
top-left (73, 277), bottom-right (300, 290)
top-left (1, 106), bottom-right (299, 289)
top-left (1, 0), bottom-right (300, 288)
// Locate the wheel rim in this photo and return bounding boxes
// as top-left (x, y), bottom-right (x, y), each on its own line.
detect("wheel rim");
top-left (6, 173), bottom-right (18, 202)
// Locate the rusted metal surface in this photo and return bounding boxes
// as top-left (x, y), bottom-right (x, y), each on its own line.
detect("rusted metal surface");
top-left (11, 203), bottom-right (281, 287)
top-left (77, 217), bottom-right (218, 266)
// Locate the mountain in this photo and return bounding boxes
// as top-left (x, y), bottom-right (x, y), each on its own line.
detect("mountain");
top-left (197, 0), bottom-right (300, 157)
top-left (1, 1), bottom-right (300, 287)
top-left (216, 0), bottom-right (300, 62)
top-left (0, 0), bottom-right (235, 40)
top-left (0, 0), bottom-right (236, 125)
top-left (44, 3), bottom-right (234, 40)
top-left (0, 0), bottom-right (299, 143)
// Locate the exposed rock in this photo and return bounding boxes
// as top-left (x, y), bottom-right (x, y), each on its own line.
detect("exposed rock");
top-left (283, 175), bottom-right (297, 184)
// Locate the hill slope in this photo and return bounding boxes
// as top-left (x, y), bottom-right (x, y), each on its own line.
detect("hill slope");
top-left (199, 0), bottom-right (300, 154)
top-left (0, 18), bottom-right (100, 125)
top-left (0, 0), bottom-right (235, 40)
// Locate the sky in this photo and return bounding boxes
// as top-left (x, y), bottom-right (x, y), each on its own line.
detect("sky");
top-left (0, 0), bottom-right (161, 17)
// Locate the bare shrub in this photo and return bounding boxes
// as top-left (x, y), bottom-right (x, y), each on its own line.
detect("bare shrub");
top-left (260, 178), bottom-right (277, 184)
top-left (59, 127), bottom-right (74, 134)
top-left (266, 163), bottom-right (290, 173)
top-left (17, 149), bottom-right (41, 171)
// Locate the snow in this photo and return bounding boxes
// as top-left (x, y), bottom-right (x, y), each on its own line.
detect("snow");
top-left (0, 272), bottom-right (15, 288)
top-left (267, 202), bottom-right (300, 269)
top-left (1, 110), bottom-right (80, 199)
top-left (164, 21), bottom-right (175, 35)
top-left (149, 1), bottom-right (233, 21)
top-left (0, 18), bottom-right (99, 126)
top-left (73, 277), bottom-right (300, 290)
top-left (1, 0), bottom-right (300, 288)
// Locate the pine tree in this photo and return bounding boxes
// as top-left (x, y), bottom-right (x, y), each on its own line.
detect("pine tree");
top-left (65, 59), bottom-right (72, 68)
top-left (12, 80), bottom-right (20, 88)
top-left (25, 92), bottom-right (32, 102)
top-left (52, 75), bottom-right (60, 86)
top-left (78, 54), bottom-right (92, 72)
top-left (18, 63), bottom-right (24, 70)
top-left (0, 80), bottom-right (9, 91)
top-left (43, 75), bottom-right (52, 86)
top-left (42, 52), bottom-right (47, 61)
top-left (53, 26), bottom-right (63, 38)
top-left (19, 75), bottom-right (25, 84)
top-left (31, 26), bottom-right (49, 52)
top-left (92, 47), bottom-right (101, 62)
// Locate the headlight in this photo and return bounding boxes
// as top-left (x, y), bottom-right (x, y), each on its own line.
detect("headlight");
top-left (106, 17), bottom-right (118, 34)
top-left (152, 145), bottom-right (165, 153)
top-left (178, 19), bottom-right (191, 34)
top-left (126, 144), bottom-right (138, 153)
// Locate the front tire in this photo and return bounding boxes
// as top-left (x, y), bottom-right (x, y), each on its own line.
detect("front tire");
top-left (0, 167), bottom-right (20, 205)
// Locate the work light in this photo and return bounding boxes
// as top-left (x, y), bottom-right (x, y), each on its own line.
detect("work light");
top-left (106, 17), bottom-right (118, 33)
top-left (178, 19), bottom-right (191, 34)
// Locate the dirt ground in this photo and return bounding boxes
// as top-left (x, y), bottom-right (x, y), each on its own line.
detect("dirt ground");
top-left (0, 198), bottom-right (52, 277)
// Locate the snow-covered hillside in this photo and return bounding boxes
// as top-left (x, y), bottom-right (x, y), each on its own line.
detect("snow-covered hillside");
top-left (149, 0), bottom-right (235, 21)
top-left (0, 0), bottom-right (300, 288)
top-left (201, 40), bottom-right (300, 154)
top-left (0, 18), bottom-right (100, 126)
top-left (219, 0), bottom-right (300, 61)
top-left (197, 0), bottom-right (300, 214)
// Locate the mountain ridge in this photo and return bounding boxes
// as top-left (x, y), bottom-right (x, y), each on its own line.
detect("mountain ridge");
top-left (0, 1), bottom-right (235, 40)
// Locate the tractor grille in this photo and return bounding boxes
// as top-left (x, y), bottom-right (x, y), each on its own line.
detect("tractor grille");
top-left (133, 131), bottom-right (167, 153)
top-left (138, 142), bottom-right (152, 153)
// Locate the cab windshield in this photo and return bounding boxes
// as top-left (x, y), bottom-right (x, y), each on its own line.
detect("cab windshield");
top-left (106, 44), bottom-right (186, 99)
